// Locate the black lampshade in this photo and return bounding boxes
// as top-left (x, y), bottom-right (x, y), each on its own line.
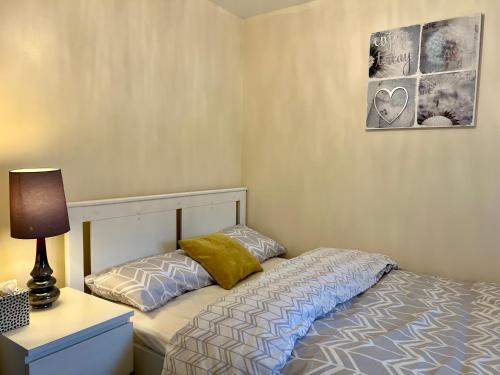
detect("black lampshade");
top-left (9, 168), bottom-right (70, 239)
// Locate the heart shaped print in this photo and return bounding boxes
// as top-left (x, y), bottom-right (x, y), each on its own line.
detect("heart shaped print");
top-left (373, 86), bottom-right (409, 125)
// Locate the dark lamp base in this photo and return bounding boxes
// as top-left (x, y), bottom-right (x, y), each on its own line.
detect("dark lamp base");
top-left (28, 238), bottom-right (60, 309)
top-left (27, 276), bottom-right (60, 309)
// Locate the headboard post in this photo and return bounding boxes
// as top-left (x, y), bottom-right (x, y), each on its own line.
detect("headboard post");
top-left (64, 211), bottom-right (85, 290)
top-left (239, 194), bottom-right (247, 226)
top-left (176, 208), bottom-right (182, 247)
top-left (65, 188), bottom-right (247, 291)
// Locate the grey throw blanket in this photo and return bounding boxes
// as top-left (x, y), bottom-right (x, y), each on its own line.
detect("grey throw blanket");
top-left (162, 248), bottom-right (397, 374)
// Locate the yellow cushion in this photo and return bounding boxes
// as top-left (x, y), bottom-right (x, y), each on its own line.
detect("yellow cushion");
top-left (179, 233), bottom-right (263, 290)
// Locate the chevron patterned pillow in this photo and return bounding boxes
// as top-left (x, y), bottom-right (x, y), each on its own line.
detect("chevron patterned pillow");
top-left (220, 225), bottom-right (286, 263)
top-left (85, 250), bottom-right (214, 311)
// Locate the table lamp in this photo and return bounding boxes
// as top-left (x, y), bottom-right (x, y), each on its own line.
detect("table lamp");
top-left (9, 168), bottom-right (70, 309)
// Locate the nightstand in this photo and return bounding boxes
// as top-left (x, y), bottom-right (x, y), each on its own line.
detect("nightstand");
top-left (0, 288), bottom-right (134, 375)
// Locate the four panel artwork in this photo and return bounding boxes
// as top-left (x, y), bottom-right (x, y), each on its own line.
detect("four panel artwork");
top-left (366, 14), bottom-right (482, 130)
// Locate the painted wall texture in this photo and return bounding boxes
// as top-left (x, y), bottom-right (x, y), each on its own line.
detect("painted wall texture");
top-left (242, 0), bottom-right (500, 283)
top-left (0, 0), bottom-right (242, 286)
top-left (1, 0), bottom-right (499, 287)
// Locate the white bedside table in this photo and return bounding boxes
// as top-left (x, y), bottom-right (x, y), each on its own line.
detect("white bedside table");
top-left (0, 287), bottom-right (134, 375)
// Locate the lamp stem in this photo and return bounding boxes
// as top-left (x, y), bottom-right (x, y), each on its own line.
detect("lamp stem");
top-left (31, 238), bottom-right (53, 278)
top-left (27, 237), bottom-right (60, 309)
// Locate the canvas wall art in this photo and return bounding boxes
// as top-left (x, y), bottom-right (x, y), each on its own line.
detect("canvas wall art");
top-left (366, 14), bottom-right (482, 130)
top-left (367, 78), bottom-right (416, 128)
top-left (420, 17), bottom-right (481, 74)
top-left (369, 25), bottom-right (420, 79)
top-left (417, 71), bottom-right (476, 126)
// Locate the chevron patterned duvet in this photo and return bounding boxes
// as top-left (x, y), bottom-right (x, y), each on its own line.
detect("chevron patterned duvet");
top-left (283, 270), bottom-right (500, 375)
top-left (162, 248), bottom-right (397, 374)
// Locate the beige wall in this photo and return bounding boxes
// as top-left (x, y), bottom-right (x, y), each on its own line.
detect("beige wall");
top-left (242, 0), bottom-right (500, 283)
top-left (1, 0), bottom-right (498, 287)
top-left (0, 0), bottom-right (242, 286)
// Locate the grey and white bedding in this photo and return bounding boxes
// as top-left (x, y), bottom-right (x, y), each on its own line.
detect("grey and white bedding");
top-left (283, 270), bottom-right (500, 375)
top-left (162, 248), bottom-right (397, 374)
top-left (131, 257), bottom-right (287, 354)
top-left (158, 247), bottom-right (500, 375)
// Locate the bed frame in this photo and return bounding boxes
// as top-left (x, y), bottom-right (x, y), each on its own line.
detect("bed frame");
top-left (65, 187), bottom-right (247, 374)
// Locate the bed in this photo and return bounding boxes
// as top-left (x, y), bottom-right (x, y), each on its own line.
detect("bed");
top-left (65, 188), bottom-right (500, 375)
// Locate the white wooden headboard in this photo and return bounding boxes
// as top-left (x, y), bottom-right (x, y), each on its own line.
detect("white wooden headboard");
top-left (64, 188), bottom-right (247, 291)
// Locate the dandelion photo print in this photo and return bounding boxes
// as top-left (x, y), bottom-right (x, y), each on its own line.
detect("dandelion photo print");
top-left (420, 15), bottom-right (481, 74)
top-left (366, 14), bottom-right (482, 130)
top-left (417, 71), bottom-right (476, 127)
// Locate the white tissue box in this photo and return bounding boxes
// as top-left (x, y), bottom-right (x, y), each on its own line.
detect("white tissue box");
top-left (0, 289), bottom-right (30, 333)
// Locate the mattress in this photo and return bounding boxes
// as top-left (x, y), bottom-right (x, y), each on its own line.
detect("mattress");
top-left (131, 257), bottom-right (287, 355)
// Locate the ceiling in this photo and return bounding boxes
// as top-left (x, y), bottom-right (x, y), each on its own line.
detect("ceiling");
top-left (210, 0), bottom-right (315, 19)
